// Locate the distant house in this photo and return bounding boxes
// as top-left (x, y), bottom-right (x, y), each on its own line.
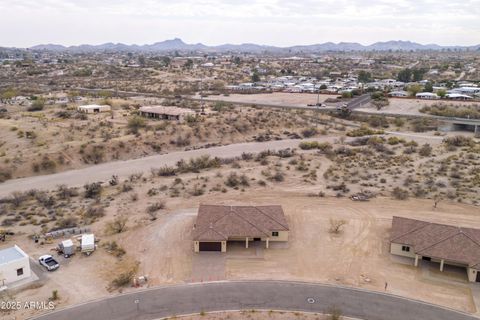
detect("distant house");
top-left (415, 92), bottom-right (439, 100)
top-left (138, 106), bottom-right (195, 121)
top-left (445, 93), bottom-right (473, 100)
top-left (390, 216), bottom-right (480, 282)
top-left (388, 90), bottom-right (408, 97)
top-left (193, 204), bottom-right (289, 252)
top-left (77, 104), bottom-right (111, 113)
top-left (0, 245), bottom-right (31, 286)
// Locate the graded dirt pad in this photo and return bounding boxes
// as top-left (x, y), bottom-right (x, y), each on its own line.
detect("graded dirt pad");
top-left (117, 189), bottom-right (480, 314)
top-left (167, 310), bottom-right (358, 320)
top-left (201, 92), bottom-right (335, 107)
top-left (3, 191), bottom-right (480, 318)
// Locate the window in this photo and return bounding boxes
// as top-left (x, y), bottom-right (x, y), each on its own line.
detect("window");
top-left (401, 245), bottom-right (410, 252)
top-left (16, 268), bottom-right (23, 276)
top-left (272, 231), bottom-right (279, 237)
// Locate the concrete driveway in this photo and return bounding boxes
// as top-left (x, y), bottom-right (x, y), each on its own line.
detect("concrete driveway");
top-left (191, 253), bottom-right (226, 282)
top-left (31, 280), bottom-right (478, 320)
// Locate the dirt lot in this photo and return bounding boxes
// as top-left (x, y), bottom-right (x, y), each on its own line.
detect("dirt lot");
top-left (2, 191), bottom-right (480, 318)
top-left (357, 98), bottom-right (480, 116)
top-left (201, 92), bottom-right (336, 107)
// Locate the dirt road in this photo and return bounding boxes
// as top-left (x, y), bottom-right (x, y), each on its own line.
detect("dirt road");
top-left (0, 138), bottom-right (334, 196)
top-left (0, 130), bottom-right (446, 197)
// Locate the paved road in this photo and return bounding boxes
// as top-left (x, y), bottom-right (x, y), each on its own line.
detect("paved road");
top-left (0, 138), bottom-right (335, 197)
top-left (32, 280), bottom-right (477, 320)
top-left (347, 93), bottom-right (372, 110)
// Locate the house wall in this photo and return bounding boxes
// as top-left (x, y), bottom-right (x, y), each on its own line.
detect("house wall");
top-left (390, 242), bottom-right (415, 258)
top-left (467, 268), bottom-right (479, 282)
top-left (78, 106), bottom-right (111, 113)
top-left (264, 231), bottom-right (289, 242)
top-left (0, 256), bottom-right (31, 285)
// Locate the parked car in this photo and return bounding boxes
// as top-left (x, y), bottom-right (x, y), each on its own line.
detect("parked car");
top-left (39, 255), bottom-right (60, 271)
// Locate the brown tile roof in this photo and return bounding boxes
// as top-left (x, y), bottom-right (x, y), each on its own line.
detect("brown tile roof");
top-left (391, 216), bottom-right (480, 267)
top-left (193, 204), bottom-right (289, 241)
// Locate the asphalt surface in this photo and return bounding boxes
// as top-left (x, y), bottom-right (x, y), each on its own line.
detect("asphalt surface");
top-left (32, 280), bottom-right (477, 320)
top-left (347, 94), bottom-right (372, 109)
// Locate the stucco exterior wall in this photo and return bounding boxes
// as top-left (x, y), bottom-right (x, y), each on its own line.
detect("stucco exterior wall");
top-left (0, 256), bottom-right (31, 285)
top-left (265, 231), bottom-right (289, 242)
top-left (390, 242), bottom-right (416, 258)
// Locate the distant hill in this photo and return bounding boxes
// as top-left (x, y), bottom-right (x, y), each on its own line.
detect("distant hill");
top-left (24, 38), bottom-right (480, 53)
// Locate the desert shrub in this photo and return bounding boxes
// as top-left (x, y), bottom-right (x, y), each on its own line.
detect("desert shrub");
top-left (190, 184), bottom-right (205, 196)
top-left (301, 127), bottom-right (317, 138)
top-left (157, 166), bottom-right (176, 176)
top-left (346, 126), bottom-right (383, 137)
top-left (146, 201), bottom-right (165, 214)
top-left (443, 136), bottom-right (474, 148)
top-left (176, 155), bottom-right (221, 173)
top-left (110, 260), bottom-right (139, 289)
top-left (103, 241), bottom-right (126, 257)
top-left (50, 290), bottom-right (59, 301)
top-left (367, 115), bottom-right (389, 128)
top-left (55, 110), bottom-right (72, 119)
top-left (84, 205), bottom-right (105, 221)
top-left (419, 143), bottom-right (432, 156)
top-left (10, 191), bottom-right (27, 208)
top-left (271, 171), bottom-right (285, 182)
top-left (35, 192), bottom-right (55, 208)
top-left (105, 215), bottom-right (128, 234)
top-left (33, 155), bottom-right (56, 172)
top-left (55, 215), bottom-right (78, 229)
top-left (0, 168), bottom-right (12, 182)
top-left (56, 185), bottom-right (78, 199)
top-left (27, 98), bottom-right (45, 111)
top-left (127, 116), bottom-right (146, 133)
top-left (84, 182), bottom-right (102, 199)
top-left (82, 144), bottom-right (105, 164)
top-left (121, 183), bottom-right (133, 192)
top-left (387, 137), bottom-right (404, 145)
top-left (299, 141), bottom-right (332, 152)
top-left (410, 118), bottom-right (436, 132)
top-left (392, 187), bottom-right (409, 200)
top-left (420, 103), bottom-right (480, 119)
top-left (225, 172), bottom-right (249, 188)
top-left (109, 175), bottom-right (119, 186)
top-left (329, 218), bottom-right (347, 234)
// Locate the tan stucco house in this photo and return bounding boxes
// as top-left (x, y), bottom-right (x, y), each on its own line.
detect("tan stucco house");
top-left (390, 216), bottom-right (480, 282)
top-left (193, 204), bottom-right (289, 252)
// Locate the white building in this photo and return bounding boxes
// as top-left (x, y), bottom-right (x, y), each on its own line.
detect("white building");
top-left (388, 90), bottom-right (408, 97)
top-left (416, 92), bottom-right (439, 100)
top-left (0, 245), bottom-right (31, 286)
top-left (77, 104), bottom-right (111, 113)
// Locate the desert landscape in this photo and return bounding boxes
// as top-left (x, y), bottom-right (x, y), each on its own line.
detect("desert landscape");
top-left (1, 15), bottom-right (480, 319)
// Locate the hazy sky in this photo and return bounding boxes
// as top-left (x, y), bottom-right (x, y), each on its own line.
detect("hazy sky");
top-left (1, 0), bottom-right (479, 47)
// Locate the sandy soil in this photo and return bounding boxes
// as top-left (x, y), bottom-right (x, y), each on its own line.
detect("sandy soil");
top-left (2, 147), bottom-right (480, 318)
top-left (357, 98), bottom-right (480, 116)
top-left (165, 310), bottom-right (358, 320)
top-left (200, 93), bottom-right (336, 107)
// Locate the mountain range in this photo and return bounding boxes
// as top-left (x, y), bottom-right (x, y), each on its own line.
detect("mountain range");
top-left (24, 38), bottom-right (480, 53)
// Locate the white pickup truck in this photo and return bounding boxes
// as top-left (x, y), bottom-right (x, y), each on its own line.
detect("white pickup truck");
top-left (39, 255), bottom-right (60, 271)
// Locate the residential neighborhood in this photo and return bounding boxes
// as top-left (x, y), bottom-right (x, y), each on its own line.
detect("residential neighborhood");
top-left (1, 1), bottom-right (480, 320)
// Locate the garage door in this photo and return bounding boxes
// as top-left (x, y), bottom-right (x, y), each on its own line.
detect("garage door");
top-left (199, 242), bottom-right (222, 251)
